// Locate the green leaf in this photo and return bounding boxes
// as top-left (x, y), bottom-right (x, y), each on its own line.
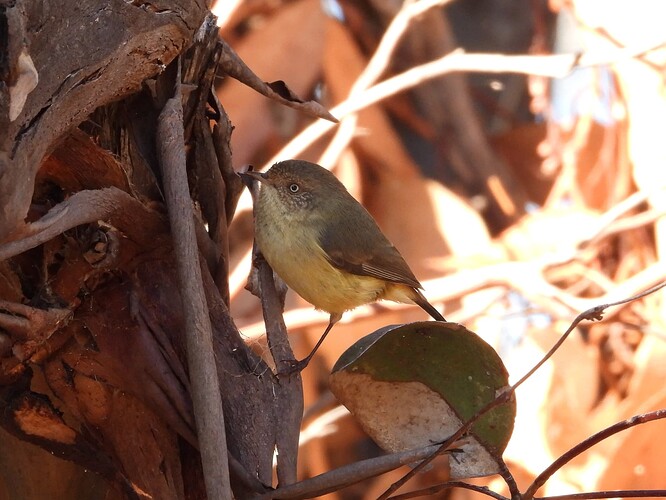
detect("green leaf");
top-left (330, 322), bottom-right (516, 479)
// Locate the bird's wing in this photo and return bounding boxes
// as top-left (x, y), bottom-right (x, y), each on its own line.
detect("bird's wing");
top-left (318, 209), bottom-right (423, 290)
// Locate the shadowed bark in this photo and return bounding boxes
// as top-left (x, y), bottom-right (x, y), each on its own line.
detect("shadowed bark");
top-left (0, 1), bottom-right (306, 498)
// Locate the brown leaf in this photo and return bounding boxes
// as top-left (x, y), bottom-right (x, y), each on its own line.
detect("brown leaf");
top-left (218, 38), bottom-right (336, 122)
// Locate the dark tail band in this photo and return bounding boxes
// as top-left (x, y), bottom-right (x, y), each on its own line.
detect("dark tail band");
top-left (412, 289), bottom-right (445, 322)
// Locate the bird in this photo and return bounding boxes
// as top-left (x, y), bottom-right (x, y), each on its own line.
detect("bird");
top-left (240, 160), bottom-right (444, 371)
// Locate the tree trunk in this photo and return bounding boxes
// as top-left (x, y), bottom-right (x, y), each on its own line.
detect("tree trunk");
top-left (0, 1), bottom-right (303, 498)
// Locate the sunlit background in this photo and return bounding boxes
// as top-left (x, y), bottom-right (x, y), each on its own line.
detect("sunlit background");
top-left (212, 0), bottom-right (666, 497)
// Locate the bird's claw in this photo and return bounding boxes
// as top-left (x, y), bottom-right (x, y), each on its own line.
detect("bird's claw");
top-left (278, 358), bottom-right (308, 378)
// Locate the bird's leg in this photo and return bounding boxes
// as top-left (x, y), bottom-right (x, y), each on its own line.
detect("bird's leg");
top-left (280, 312), bottom-right (342, 375)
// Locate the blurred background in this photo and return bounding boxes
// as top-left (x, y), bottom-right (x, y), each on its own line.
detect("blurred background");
top-left (213, 0), bottom-right (666, 497)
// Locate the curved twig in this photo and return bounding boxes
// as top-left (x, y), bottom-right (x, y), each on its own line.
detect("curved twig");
top-left (0, 187), bottom-right (167, 263)
top-left (525, 409), bottom-right (666, 499)
top-left (241, 166), bottom-right (304, 486)
top-left (388, 480), bottom-right (509, 500)
top-left (538, 490), bottom-right (666, 500)
top-left (257, 443), bottom-right (444, 500)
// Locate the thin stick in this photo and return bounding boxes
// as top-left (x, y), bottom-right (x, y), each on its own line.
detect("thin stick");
top-left (258, 443), bottom-right (444, 499)
top-left (231, 38), bottom-right (666, 219)
top-left (355, 0), bottom-right (452, 91)
top-left (319, 0), bottom-right (452, 169)
top-left (256, 254), bottom-right (303, 485)
top-left (537, 490), bottom-right (666, 500)
top-left (244, 170), bottom-right (303, 486)
top-left (240, 259), bottom-right (666, 343)
top-left (388, 481), bottom-right (508, 500)
top-left (157, 67), bottom-right (232, 498)
top-left (266, 41), bottom-right (666, 168)
top-left (525, 409), bottom-right (666, 499)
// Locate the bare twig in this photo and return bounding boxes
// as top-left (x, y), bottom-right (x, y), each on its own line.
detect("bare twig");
top-left (393, 486), bottom-right (666, 500)
top-left (581, 184), bottom-right (666, 247)
top-left (587, 207), bottom-right (666, 244)
top-left (239, 261), bottom-right (666, 344)
top-left (299, 405), bottom-right (349, 447)
top-left (256, 254), bottom-right (303, 486)
top-left (497, 459), bottom-right (520, 500)
top-left (525, 409), bottom-right (666, 499)
top-left (257, 443), bottom-right (444, 500)
top-left (356, 0), bottom-right (452, 91)
top-left (388, 480), bottom-right (508, 500)
top-left (266, 41), bottom-right (666, 169)
top-left (253, 254), bottom-right (294, 368)
top-left (157, 65), bottom-right (232, 499)
top-left (508, 275), bottom-right (665, 402)
top-left (0, 188), bottom-right (167, 263)
top-left (320, 0), bottom-right (452, 168)
top-left (538, 490), bottom-right (666, 500)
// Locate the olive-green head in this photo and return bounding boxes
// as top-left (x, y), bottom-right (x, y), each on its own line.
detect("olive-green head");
top-left (240, 160), bottom-right (353, 217)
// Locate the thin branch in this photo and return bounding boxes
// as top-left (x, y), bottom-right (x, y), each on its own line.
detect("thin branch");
top-left (258, 443), bottom-right (444, 500)
top-left (506, 281), bottom-right (666, 397)
top-left (256, 254), bottom-right (303, 486)
top-left (588, 207), bottom-right (666, 243)
top-left (355, 0), bottom-right (452, 91)
top-left (537, 490), bottom-right (666, 500)
top-left (497, 458), bottom-right (520, 500)
top-left (388, 481), bottom-right (509, 500)
top-left (581, 184), bottom-right (666, 247)
top-left (378, 282), bottom-right (666, 500)
top-left (239, 262), bottom-right (666, 344)
top-left (0, 188), bottom-right (167, 263)
top-left (266, 41), bottom-right (666, 168)
top-left (525, 409), bottom-right (666, 499)
top-left (321, 0), bottom-right (452, 169)
top-left (299, 405), bottom-right (349, 447)
top-left (157, 65), bottom-right (232, 499)
top-left (393, 486), bottom-right (666, 500)
top-left (231, 39), bottom-right (666, 221)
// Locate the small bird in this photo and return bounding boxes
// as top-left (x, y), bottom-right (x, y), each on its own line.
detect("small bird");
top-left (240, 160), bottom-right (444, 371)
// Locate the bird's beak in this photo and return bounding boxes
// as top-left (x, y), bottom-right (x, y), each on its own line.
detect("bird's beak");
top-left (238, 170), bottom-right (268, 187)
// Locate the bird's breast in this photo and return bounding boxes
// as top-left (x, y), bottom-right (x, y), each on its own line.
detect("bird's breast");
top-left (254, 206), bottom-right (386, 314)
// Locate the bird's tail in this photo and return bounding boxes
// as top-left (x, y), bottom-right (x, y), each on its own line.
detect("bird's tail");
top-left (412, 289), bottom-right (445, 322)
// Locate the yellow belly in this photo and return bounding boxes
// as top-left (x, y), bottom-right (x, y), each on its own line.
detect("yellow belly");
top-left (264, 240), bottom-right (385, 313)
top-left (298, 262), bottom-right (384, 313)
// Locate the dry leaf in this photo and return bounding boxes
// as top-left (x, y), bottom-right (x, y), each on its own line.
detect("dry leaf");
top-left (219, 39), bottom-right (336, 122)
top-left (216, 0), bottom-right (327, 165)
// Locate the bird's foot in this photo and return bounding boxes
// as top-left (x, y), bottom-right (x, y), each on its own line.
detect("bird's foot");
top-left (277, 357), bottom-right (309, 378)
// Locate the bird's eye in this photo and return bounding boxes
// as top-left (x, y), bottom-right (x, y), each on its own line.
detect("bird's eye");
top-left (289, 183), bottom-right (300, 193)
